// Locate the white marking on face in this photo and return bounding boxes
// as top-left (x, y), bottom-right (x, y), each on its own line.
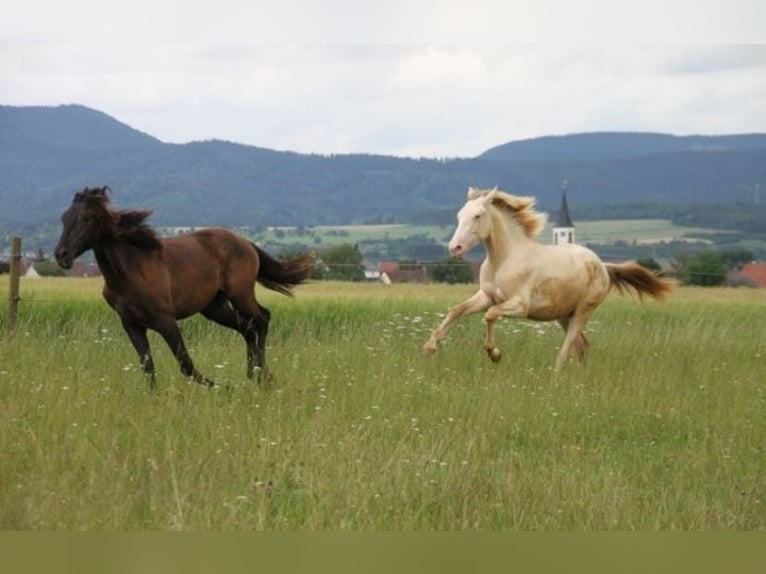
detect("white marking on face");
top-left (449, 199), bottom-right (486, 257)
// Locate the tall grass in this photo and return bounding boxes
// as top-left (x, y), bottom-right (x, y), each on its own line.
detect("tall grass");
top-left (0, 278), bottom-right (763, 529)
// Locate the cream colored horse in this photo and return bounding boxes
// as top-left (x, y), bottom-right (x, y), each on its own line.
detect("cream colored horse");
top-left (423, 187), bottom-right (676, 370)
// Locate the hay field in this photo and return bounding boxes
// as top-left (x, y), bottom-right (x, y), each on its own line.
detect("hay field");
top-left (0, 278), bottom-right (763, 529)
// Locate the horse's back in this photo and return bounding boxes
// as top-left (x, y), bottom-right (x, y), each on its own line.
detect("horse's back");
top-left (161, 228), bottom-right (258, 316)
top-left (547, 243), bottom-right (609, 288)
top-left (164, 228), bottom-right (255, 266)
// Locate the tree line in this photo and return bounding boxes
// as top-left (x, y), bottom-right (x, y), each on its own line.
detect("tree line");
top-left (292, 244), bottom-right (757, 287)
top-left (5, 241), bottom-right (756, 287)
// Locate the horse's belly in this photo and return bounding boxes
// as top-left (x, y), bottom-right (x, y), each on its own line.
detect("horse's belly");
top-left (527, 300), bottom-right (572, 321)
top-left (169, 268), bottom-right (221, 317)
top-left (527, 278), bottom-right (580, 320)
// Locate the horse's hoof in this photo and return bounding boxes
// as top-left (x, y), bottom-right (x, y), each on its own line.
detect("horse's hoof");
top-left (422, 344), bottom-right (437, 356)
top-left (488, 347), bottom-right (502, 362)
top-left (257, 371), bottom-right (274, 386)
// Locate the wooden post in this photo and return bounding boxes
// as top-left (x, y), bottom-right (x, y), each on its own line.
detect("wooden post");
top-left (7, 236), bottom-right (21, 332)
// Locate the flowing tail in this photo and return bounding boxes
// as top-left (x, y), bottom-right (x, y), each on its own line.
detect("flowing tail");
top-left (253, 244), bottom-right (314, 297)
top-left (606, 262), bottom-right (677, 301)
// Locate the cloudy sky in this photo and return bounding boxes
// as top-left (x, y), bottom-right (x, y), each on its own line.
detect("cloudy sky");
top-left (2, 1), bottom-right (765, 158)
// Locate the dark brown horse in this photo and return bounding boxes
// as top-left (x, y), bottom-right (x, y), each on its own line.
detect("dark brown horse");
top-left (55, 186), bottom-right (314, 388)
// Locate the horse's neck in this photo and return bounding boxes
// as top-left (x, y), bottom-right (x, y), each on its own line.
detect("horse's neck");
top-left (484, 208), bottom-right (537, 268)
top-left (93, 239), bottom-right (134, 286)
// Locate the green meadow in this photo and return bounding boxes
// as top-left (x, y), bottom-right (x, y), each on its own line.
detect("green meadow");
top-left (0, 278), bottom-right (763, 530)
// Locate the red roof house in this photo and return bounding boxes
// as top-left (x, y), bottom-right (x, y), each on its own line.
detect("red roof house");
top-left (729, 263), bottom-right (766, 287)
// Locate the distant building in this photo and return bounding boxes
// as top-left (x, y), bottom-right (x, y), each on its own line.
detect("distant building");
top-left (377, 261), bottom-right (429, 283)
top-left (364, 269), bottom-right (382, 282)
top-left (728, 262), bottom-right (766, 287)
top-left (24, 264), bottom-right (41, 279)
top-left (552, 180), bottom-right (575, 245)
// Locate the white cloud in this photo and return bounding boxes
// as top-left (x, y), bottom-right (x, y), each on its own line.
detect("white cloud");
top-left (4, 1), bottom-right (766, 43)
top-left (389, 47), bottom-right (488, 90)
top-left (3, 41), bottom-right (766, 157)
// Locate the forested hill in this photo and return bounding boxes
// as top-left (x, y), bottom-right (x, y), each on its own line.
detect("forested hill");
top-left (2, 104), bottom-right (765, 227)
top-left (480, 132), bottom-right (766, 162)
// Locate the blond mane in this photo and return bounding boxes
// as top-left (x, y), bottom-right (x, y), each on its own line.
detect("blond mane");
top-left (468, 187), bottom-right (548, 239)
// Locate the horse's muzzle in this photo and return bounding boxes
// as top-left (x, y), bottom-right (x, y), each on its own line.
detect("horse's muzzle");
top-left (55, 249), bottom-right (73, 269)
top-left (449, 244), bottom-right (465, 258)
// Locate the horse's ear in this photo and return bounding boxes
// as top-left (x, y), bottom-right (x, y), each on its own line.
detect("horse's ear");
top-left (486, 187), bottom-right (498, 202)
top-left (74, 186), bottom-right (110, 204)
top-left (467, 187), bottom-right (480, 200)
top-left (75, 186), bottom-right (94, 201)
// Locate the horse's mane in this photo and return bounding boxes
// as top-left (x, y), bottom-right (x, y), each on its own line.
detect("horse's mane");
top-left (469, 187), bottom-right (548, 238)
top-left (81, 187), bottom-right (161, 250)
top-left (114, 209), bottom-right (162, 250)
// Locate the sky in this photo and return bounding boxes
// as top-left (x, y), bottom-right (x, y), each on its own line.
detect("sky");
top-left (2, 1), bottom-right (766, 158)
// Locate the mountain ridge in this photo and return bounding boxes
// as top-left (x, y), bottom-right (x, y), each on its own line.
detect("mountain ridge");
top-left (1, 105), bottom-right (765, 227)
top-left (480, 131), bottom-right (766, 162)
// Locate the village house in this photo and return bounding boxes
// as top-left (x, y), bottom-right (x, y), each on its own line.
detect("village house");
top-left (728, 262), bottom-right (766, 287)
top-left (377, 261), bottom-right (430, 283)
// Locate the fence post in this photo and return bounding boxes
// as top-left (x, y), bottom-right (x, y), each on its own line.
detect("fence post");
top-left (7, 236), bottom-right (21, 332)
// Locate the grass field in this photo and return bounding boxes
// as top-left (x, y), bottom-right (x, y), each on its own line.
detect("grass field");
top-left (0, 278), bottom-right (764, 530)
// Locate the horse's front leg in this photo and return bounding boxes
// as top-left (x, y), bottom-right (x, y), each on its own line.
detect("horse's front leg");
top-left (423, 290), bottom-right (492, 355)
top-left (483, 296), bottom-right (529, 363)
top-left (120, 318), bottom-right (157, 389)
top-left (154, 316), bottom-right (215, 387)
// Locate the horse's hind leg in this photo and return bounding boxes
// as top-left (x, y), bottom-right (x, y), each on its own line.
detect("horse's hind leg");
top-left (210, 288), bottom-right (271, 382)
top-left (557, 317), bottom-right (590, 362)
top-left (555, 305), bottom-right (597, 371)
top-left (251, 305), bottom-right (270, 379)
top-left (202, 295), bottom-right (248, 364)
top-left (240, 302), bottom-right (270, 382)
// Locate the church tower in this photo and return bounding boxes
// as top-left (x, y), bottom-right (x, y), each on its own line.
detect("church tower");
top-left (552, 179), bottom-right (575, 245)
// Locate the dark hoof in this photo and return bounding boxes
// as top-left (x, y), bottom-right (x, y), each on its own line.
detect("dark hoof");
top-left (260, 372), bottom-right (275, 387)
top-left (487, 347), bottom-right (502, 363)
top-left (193, 375), bottom-right (216, 387)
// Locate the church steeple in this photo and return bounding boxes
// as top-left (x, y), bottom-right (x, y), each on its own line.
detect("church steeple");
top-left (553, 179), bottom-right (575, 245)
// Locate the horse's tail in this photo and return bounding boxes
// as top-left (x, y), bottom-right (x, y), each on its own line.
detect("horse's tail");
top-left (605, 262), bottom-right (677, 301)
top-left (252, 244), bottom-right (314, 297)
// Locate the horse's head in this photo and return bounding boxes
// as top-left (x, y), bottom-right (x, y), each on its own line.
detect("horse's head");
top-left (55, 186), bottom-right (111, 269)
top-left (448, 187), bottom-right (497, 258)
